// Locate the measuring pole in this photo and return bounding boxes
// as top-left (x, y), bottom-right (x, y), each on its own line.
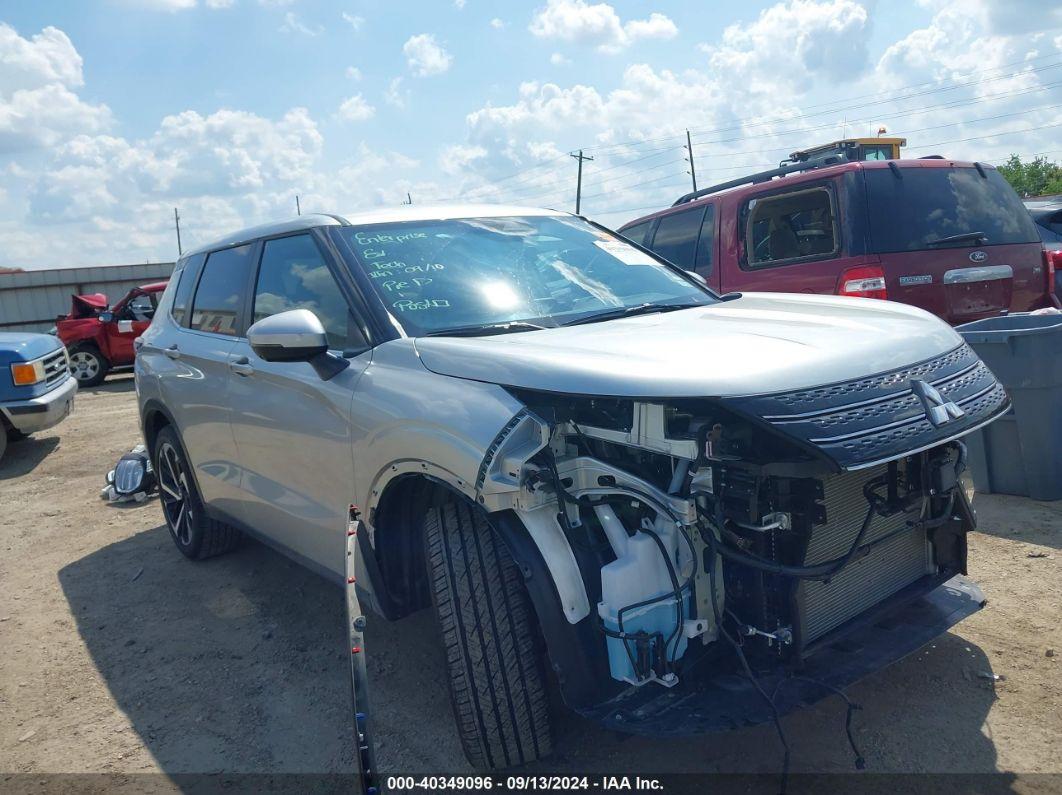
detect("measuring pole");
top-left (173, 208), bottom-right (182, 256)
top-left (571, 149), bottom-right (594, 214)
top-left (685, 129), bottom-right (698, 192)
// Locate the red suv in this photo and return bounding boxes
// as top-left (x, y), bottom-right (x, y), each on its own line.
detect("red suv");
top-left (56, 281), bottom-right (168, 386)
top-left (619, 158), bottom-right (1058, 324)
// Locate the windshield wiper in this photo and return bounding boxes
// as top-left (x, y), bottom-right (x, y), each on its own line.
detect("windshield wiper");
top-left (560, 301), bottom-right (705, 327)
top-left (927, 231), bottom-right (989, 247)
top-left (420, 321), bottom-right (550, 338)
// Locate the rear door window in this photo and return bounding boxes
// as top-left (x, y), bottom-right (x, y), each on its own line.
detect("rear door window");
top-left (620, 221), bottom-right (653, 246)
top-left (170, 253), bottom-right (204, 326)
top-left (190, 244), bottom-right (254, 336)
top-left (694, 205), bottom-right (716, 276)
top-left (744, 186), bottom-right (838, 268)
top-left (253, 234), bottom-right (368, 351)
top-left (648, 206), bottom-right (706, 269)
top-left (865, 167), bottom-right (1040, 252)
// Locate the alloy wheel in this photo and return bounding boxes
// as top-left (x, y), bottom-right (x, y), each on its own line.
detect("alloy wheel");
top-left (158, 440), bottom-right (193, 546)
top-left (69, 351), bottom-right (100, 383)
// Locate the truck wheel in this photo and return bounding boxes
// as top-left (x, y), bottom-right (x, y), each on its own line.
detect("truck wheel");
top-left (68, 345), bottom-right (109, 387)
top-left (425, 499), bottom-right (553, 769)
top-left (154, 425), bottom-right (240, 560)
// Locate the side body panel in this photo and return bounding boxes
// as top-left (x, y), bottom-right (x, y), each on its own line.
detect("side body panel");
top-left (226, 341), bottom-right (370, 575)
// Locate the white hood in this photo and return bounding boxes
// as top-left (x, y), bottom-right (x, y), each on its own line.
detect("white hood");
top-left (412, 293), bottom-right (963, 398)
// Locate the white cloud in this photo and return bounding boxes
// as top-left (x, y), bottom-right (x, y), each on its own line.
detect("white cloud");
top-left (403, 33), bottom-right (452, 77)
top-left (490, 18), bottom-right (506, 29)
top-left (701, 0), bottom-right (871, 95)
top-left (528, 0), bottom-right (678, 54)
top-left (439, 143), bottom-right (487, 175)
top-left (454, 0), bottom-right (466, 8)
top-left (204, 0), bottom-right (235, 8)
top-left (279, 11), bottom-right (323, 36)
top-left (384, 76), bottom-right (409, 108)
top-left (0, 24), bottom-right (111, 153)
top-left (126, 0), bottom-right (197, 10)
top-left (550, 52), bottom-right (570, 65)
top-left (342, 12), bottom-right (364, 31)
top-left (337, 93), bottom-right (375, 122)
top-left (345, 66), bottom-right (363, 80)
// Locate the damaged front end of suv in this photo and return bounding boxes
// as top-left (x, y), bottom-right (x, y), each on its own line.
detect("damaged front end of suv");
top-left (467, 343), bottom-right (1003, 737)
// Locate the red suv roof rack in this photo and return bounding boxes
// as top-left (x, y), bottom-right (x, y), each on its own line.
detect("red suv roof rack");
top-left (672, 153), bottom-right (849, 207)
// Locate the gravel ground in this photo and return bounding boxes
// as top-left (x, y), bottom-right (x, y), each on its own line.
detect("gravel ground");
top-left (1, 376), bottom-right (1060, 792)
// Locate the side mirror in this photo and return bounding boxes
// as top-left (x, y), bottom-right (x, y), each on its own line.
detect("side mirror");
top-left (247, 309), bottom-right (351, 381)
top-left (248, 309), bottom-right (329, 362)
top-left (98, 311), bottom-right (114, 323)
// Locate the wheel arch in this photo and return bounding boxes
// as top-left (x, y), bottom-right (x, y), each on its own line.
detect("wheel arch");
top-left (140, 398), bottom-right (178, 457)
top-left (367, 471), bottom-right (481, 620)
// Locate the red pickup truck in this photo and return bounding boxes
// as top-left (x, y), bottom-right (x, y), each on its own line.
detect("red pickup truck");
top-left (56, 281), bottom-right (168, 386)
top-left (619, 158), bottom-right (1059, 324)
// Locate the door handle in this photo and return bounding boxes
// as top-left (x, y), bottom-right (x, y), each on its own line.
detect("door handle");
top-left (229, 356), bottom-right (254, 377)
top-left (164, 345), bottom-right (181, 360)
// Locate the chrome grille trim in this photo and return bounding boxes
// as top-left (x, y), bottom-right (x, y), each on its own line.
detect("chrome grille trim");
top-left (720, 343), bottom-right (1011, 469)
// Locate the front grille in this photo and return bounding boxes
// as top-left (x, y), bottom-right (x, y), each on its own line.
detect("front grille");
top-left (41, 348), bottom-right (69, 386)
top-left (721, 343), bottom-right (1011, 469)
top-left (796, 465), bottom-right (933, 644)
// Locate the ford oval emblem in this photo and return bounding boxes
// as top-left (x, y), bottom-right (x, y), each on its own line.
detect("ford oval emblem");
top-left (970, 250), bottom-right (988, 263)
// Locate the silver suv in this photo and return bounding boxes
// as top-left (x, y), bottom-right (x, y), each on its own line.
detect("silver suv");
top-left (136, 207), bottom-right (1007, 769)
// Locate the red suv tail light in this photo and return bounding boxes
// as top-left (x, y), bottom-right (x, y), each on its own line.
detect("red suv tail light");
top-left (837, 265), bottom-right (888, 300)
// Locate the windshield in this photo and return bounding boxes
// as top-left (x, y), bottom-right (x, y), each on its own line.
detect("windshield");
top-left (864, 167), bottom-right (1040, 252)
top-left (338, 215), bottom-right (711, 335)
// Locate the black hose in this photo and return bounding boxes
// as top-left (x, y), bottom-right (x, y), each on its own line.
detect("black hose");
top-left (699, 503), bottom-right (876, 582)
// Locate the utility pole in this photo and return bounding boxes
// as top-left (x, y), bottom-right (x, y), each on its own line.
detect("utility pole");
top-left (685, 129), bottom-right (698, 192)
top-left (571, 149), bottom-right (593, 214)
top-left (173, 207), bottom-right (182, 256)
top-left (296, 195), bottom-right (301, 216)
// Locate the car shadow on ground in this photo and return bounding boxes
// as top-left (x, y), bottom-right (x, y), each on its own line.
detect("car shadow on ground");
top-left (60, 522), bottom-right (1009, 786)
top-left (80, 374), bottom-right (136, 395)
top-left (0, 434), bottom-right (60, 479)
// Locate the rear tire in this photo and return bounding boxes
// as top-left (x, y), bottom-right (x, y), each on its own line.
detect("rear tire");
top-left (69, 345), bottom-right (109, 387)
top-left (154, 425), bottom-right (240, 560)
top-left (425, 499), bottom-right (553, 769)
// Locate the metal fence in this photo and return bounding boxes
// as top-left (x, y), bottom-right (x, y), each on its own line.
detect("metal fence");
top-left (0, 262), bottom-right (175, 333)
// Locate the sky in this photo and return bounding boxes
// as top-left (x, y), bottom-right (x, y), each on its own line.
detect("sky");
top-left (0, 0), bottom-right (1060, 269)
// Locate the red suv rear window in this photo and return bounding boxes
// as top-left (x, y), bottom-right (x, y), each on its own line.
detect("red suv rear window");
top-left (864, 167), bottom-right (1039, 252)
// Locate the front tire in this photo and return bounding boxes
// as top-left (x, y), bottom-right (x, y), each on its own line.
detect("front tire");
top-left (68, 345), bottom-right (109, 387)
top-left (154, 425), bottom-right (240, 560)
top-left (425, 499), bottom-right (553, 769)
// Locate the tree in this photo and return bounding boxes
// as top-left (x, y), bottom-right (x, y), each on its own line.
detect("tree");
top-left (997, 155), bottom-right (1062, 197)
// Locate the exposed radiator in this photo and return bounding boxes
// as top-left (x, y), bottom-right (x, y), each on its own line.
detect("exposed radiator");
top-left (797, 465), bottom-right (934, 644)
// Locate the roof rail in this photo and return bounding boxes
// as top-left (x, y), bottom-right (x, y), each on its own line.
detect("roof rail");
top-left (672, 153), bottom-right (849, 207)
top-left (919, 154), bottom-right (944, 160)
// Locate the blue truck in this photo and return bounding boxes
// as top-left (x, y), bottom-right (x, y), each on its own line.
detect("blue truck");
top-left (0, 332), bottom-right (78, 462)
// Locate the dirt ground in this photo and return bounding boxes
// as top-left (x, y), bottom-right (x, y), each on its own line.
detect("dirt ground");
top-left (1, 376), bottom-right (1061, 792)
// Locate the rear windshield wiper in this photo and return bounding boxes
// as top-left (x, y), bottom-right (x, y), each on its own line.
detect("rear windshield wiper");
top-left (420, 321), bottom-right (550, 338)
top-left (926, 231), bottom-right (989, 247)
top-left (561, 301), bottom-right (705, 327)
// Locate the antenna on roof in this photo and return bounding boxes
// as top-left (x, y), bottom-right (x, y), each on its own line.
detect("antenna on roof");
top-left (296, 195), bottom-right (301, 216)
top-left (404, 192), bottom-right (413, 205)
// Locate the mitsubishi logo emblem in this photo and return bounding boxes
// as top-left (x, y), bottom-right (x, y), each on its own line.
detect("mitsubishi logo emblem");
top-left (911, 379), bottom-right (965, 427)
